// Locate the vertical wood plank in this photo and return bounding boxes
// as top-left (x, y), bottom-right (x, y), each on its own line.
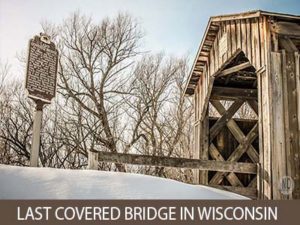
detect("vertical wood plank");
top-left (257, 68), bottom-right (264, 199)
top-left (195, 86), bottom-right (198, 121)
top-left (231, 20), bottom-right (237, 54)
top-left (259, 16), bottom-right (266, 67)
top-left (251, 18), bottom-right (257, 68)
top-left (295, 52), bottom-right (300, 199)
top-left (241, 19), bottom-right (248, 56)
top-left (254, 18), bottom-right (261, 69)
top-left (214, 28), bottom-right (220, 71)
top-left (261, 16), bottom-right (272, 199)
top-left (285, 52), bottom-right (300, 199)
top-left (199, 78), bottom-right (202, 121)
top-left (210, 44), bottom-right (215, 76)
top-left (281, 51), bottom-right (290, 197)
top-left (199, 110), bottom-right (209, 185)
top-left (217, 23), bottom-right (222, 67)
top-left (194, 86), bottom-right (199, 184)
top-left (236, 19), bottom-right (241, 49)
top-left (222, 22), bottom-right (227, 64)
top-left (296, 52), bottom-right (300, 147)
top-left (200, 75), bottom-right (215, 121)
top-left (226, 21), bottom-right (231, 61)
top-left (270, 52), bottom-right (285, 199)
top-left (247, 19), bottom-right (252, 62)
top-left (194, 122), bottom-right (200, 184)
top-left (203, 66), bottom-right (207, 110)
top-left (257, 163), bottom-right (262, 199)
top-left (199, 66), bottom-right (211, 121)
top-left (194, 83), bottom-right (200, 184)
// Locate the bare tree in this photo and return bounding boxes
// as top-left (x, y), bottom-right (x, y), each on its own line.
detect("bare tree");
top-left (1, 12), bottom-right (195, 184)
top-left (0, 61), bottom-right (9, 96)
top-left (124, 54), bottom-right (194, 181)
top-left (55, 12), bottom-right (143, 171)
top-left (0, 79), bottom-right (33, 166)
top-left (0, 78), bottom-right (65, 167)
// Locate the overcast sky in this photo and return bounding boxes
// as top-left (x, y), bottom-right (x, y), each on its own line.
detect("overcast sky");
top-left (0, 0), bottom-right (299, 77)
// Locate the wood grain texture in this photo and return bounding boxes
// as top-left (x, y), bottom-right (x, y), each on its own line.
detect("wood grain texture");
top-left (93, 151), bottom-right (258, 174)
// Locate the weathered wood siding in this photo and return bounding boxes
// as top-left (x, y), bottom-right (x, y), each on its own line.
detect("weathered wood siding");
top-left (194, 16), bottom-right (269, 188)
top-left (257, 16), bottom-right (273, 200)
top-left (193, 13), bottom-right (300, 199)
top-left (194, 16), bottom-right (268, 121)
top-left (268, 51), bottom-right (300, 199)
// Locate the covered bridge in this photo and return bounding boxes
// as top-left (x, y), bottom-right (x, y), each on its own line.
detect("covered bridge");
top-left (185, 10), bottom-right (300, 199)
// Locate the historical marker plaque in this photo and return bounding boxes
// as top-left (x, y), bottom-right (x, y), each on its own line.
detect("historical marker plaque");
top-left (25, 34), bottom-right (58, 103)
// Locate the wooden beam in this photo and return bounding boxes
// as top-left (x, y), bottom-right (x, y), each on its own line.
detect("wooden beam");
top-left (271, 21), bottom-right (300, 37)
top-left (194, 66), bottom-right (204, 71)
top-left (247, 100), bottom-right (259, 115)
top-left (248, 176), bottom-right (257, 188)
top-left (211, 98), bottom-right (259, 163)
top-left (198, 56), bottom-right (209, 62)
top-left (209, 100), bottom-right (259, 185)
top-left (93, 151), bottom-right (257, 174)
top-left (209, 100), bottom-right (244, 140)
top-left (193, 71), bottom-right (202, 76)
top-left (217, 61), bottom-right (252, 77)
top-left (209, 124), bottom-right (259, 185)
top-left (279, 37), bottom-right (299, 52)
top-left (227, 122), bottom-right (259, 163)
top-left (210, 185), bottom-right (257, 199)
top-left (209, 144), bottom-right (244, 187)
top-left (211, 11), bottom-right (261, 22)
top-left (235, 75), bottom-right (256, 80)
top-left (211, 86), bottom-right (258, 100)
top-left (209, 116), bottom-right (258, 124)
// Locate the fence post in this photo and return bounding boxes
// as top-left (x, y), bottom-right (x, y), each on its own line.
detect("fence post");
top-left (88, 150), bottom-right (99, 170)
top-left (257, 163), bottom-right (261, 199)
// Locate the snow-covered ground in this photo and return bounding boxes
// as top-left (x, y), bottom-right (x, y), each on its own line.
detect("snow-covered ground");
top-left (0, 165), bottom-right (247, 199)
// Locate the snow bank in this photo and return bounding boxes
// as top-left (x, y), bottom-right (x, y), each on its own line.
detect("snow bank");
top-left (0, 165), bottom-right (248, 199)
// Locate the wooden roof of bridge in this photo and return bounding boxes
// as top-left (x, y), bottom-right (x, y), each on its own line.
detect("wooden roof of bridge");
top-left (185, 10), bottom-right (300, 95)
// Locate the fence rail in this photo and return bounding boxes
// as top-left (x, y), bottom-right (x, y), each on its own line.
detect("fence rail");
top-left (90, 150), bottom-right (257, 174)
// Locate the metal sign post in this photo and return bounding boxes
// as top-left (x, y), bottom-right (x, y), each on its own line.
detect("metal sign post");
top-left (30, 101), bottom-right (45, 167)
top-left (25, 33), bottom-right (58, 167)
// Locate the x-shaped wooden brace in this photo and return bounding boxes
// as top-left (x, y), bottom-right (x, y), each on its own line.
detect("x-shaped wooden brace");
top-left (208, 99), bottom-right (259, 186)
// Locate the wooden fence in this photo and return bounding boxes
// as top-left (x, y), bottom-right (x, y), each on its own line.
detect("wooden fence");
top-left (88, 150), bottom-right (259, 198)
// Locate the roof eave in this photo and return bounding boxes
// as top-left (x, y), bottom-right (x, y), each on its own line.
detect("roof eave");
top-left (184, 17), bottom-right (213, 96)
